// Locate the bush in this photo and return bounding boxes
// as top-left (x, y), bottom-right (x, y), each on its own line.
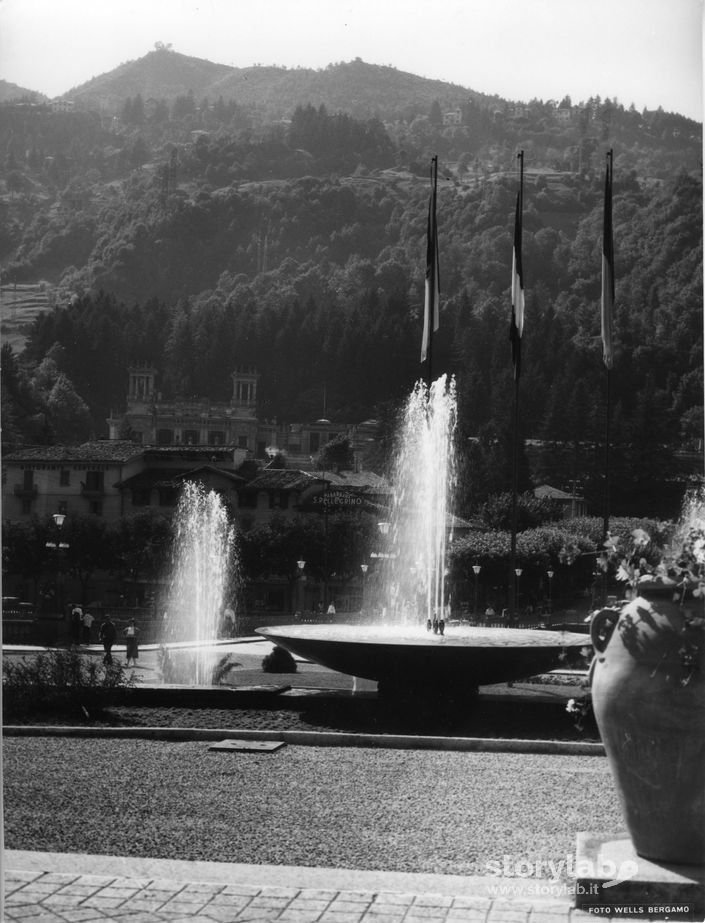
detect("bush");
top-left (262, 645), bottom-right (297, 673)
top-left (2, 649), bottom-right (133, 720)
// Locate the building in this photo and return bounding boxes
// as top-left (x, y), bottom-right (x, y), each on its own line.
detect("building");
top-left (533, 484), bottom-right (586, 518)
top-left (107, 364), bottom-right (260, 451)
top-left (442, 108), bottom-right (462, 126)
top-left (107, 365), bottom-right (379, 470)
top-left (3, 441), bottom-right (144, 521)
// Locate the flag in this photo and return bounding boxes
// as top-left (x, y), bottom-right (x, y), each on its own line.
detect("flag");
top-left (421, 165), bottom-right (440, 363)
top-left (509, 186), bottom-right (524, 379)
top-left (601, 152), bottom-right (615, 369)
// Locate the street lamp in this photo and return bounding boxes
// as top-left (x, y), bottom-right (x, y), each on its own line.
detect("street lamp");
top-left (472, 564), bottom-right (481, 620)
top-left (360, 563), bottom-right (368, 614)
top-left (296, 559), bottom-right (306, 616)
top-left (45, 513), bottom-right (69, 613)
top-left (547, 569), bottom-right (554, 618)
top-left (514, 568), bottom-right (523, 617)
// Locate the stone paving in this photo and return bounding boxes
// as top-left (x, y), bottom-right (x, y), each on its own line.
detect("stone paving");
top-left (3, 851), bottom-right (627, 922)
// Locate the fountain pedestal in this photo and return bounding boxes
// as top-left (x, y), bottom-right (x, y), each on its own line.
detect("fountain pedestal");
top-left (256, 624), bottom-right (588, 707)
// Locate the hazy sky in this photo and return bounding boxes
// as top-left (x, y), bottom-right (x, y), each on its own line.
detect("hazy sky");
top-left (0, 0), bottom-right (702, 120)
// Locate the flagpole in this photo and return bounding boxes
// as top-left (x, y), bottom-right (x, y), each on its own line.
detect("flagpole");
top-left (509, 150), bottom-right (524, 620)
top-left (428, 155), bottom-right (437, 389)
top-left (601, 149), bottom-right (615, 562)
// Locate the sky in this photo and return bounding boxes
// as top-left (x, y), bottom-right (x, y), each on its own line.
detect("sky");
top-left (0, 0), bottom-right (702, 120)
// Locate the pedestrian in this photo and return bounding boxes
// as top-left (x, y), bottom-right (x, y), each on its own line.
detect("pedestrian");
top-left (124, 618), bottom-right (140, 667)
top-left (70, 605), bottom-right (83, 645)
top-left (326, 601), bottom-right (336, 618)
top-left (82, 609), bottom-right (94, 644)
top-left (222, 604), bottom-right (236, 637)
top-left (98, 614), bottom-right (117, 665)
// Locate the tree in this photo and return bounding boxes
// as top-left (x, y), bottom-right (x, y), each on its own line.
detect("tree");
top-left (428, 100), bottom-right (443, 127)
top-left (317, 436), bottom-right (355, 473)
top-left (45, 374), bottom-right (92, 443)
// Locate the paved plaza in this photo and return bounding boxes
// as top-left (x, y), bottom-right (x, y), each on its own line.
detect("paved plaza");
top-left (5, 849), bottom-right (599, 922)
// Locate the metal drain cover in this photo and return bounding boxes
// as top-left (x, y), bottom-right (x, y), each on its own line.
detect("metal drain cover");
top-left (209, 739), bottom-right (286, 752)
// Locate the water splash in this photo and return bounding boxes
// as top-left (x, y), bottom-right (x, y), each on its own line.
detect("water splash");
top-left (376, 374), bottom-right (457, 627)
top-left (161, 482), bottom-right (237, 683)
top-left (671, 486), bottom-right (705, 570)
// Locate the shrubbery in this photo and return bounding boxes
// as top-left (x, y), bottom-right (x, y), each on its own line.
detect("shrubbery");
top-left (262, 645), bottom-right (298, 673)
top-left (2, 649), bottom-right (133, 720)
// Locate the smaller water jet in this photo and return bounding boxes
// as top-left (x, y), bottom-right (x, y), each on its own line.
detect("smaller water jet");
top-left (160, 481), bottom-right (237, 684)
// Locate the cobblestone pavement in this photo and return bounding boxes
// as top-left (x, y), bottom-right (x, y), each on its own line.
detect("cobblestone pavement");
top-left (4, 851), bottom-right (633, 923)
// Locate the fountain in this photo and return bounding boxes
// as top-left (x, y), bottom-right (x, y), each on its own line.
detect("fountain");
top-left (258, 376), bottom-right (587, 703)
top-left (160, 481), bottom-right (237, 684)
top-left (374, 375), bottom-right (457, 630)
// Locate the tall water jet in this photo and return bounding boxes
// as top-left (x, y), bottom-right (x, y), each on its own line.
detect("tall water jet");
top-left (161, 481), bottom-right (237, 684)
top-left (376, 374), bottom-right (457, 628)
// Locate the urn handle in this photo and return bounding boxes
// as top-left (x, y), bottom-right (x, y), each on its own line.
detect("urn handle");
top-left (590, 607), bottom-right (620, 654)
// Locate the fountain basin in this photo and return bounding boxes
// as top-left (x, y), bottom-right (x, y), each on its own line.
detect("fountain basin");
top-left (255, 624), bottom-right (589, 695)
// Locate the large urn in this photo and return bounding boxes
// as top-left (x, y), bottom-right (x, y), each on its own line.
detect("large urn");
top-left (590, 584), bottom-right (705, 865)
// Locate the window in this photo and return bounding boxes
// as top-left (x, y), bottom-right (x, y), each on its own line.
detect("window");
top-left (158, 488), bottom-right (178, 507)
top-left (238, 435), bottom-right (248, 449)
top-left (85, 470), bottom-right (104, 492)
top-left (60, 469), bottom-right (70, 486)
top-left (132, 489), bottom-right (151, 506)
top-left (183, 429), bottom-right (199, 445)
top-left (208, 431), bottom-right (225, 446)
top-left (269, 491), bottom-right (290, 510)
top-left (89, 500), bottom-right (103, 516)
top-left (309, 433), bottom-right (320, 453)
top-left (157, 429), bottom-right (174, 445)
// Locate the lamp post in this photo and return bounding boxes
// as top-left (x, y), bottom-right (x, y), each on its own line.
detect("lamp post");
top-left (45, 513), bottom-right (69, 614)
top-left (514, 568), bottom-right (523, 619)
top-left (296, 559), bottom-right (305, 616)
top-left (472, 564), bottom-right (481, 620)
top-left (547, 569), bottom-right (554, 620)
top-left (360, 563), bottom-right (368, 615)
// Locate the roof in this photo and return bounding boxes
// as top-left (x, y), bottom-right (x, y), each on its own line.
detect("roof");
top-left (3, 441), bottom-right (143, 464)
top-left (324, 470), bottom-right (392, 492)
top-left (115, 465), bottom-right (244, 490)
top-left (534, 484), bottom-right (583, 501)
top-left (242, 470), bottom-right (321, 491)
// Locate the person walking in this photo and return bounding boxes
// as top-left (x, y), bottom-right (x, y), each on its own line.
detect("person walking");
top-left (124, 618), bottom-right (140, 667)
top-left (82, 609), bottom-right (94, 645)
top-left (70, 605), bottom-right (83, 645)
top-left (222, 605), bottom-right (236, 638)
top-left (98, 614), bottom-right (117, 665)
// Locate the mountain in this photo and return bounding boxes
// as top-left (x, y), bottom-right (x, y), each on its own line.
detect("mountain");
top-left (61, 47), bottom-right (496, 121)
top-left (203, 58), bottom-right (494, 121)
top-left (0, 79), bottom-right (46, 103)
top-left (63, 48), bottom-right (233, 112)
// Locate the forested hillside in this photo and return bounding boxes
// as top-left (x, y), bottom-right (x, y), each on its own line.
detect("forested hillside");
top-left (0, 50), bottom-right (701, 519)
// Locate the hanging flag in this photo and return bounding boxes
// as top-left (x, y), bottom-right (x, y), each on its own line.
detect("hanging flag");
top-left (601, 151), bottom-right (615, 369)
top-left (421, 158), bottom-right (440, 363)
top-left (509, 156), bottom-right (524, 379)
